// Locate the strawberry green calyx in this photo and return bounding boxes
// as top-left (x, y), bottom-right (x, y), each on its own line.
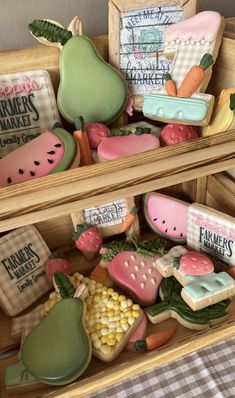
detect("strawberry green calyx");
top-left (72, 224), bottom-right (90, 241)
top-left (49, 251), bottom-right (66, 260)
top-left (110, 127), bottom-right (151, 137)
top-left (53, 272), bottom-right (75, 298)
top-left (29, 20), bottom-right (72, 46)
top-left (173, 256), bottom-right (181, 270)
top-left (163, 73), bottom-right (172, 81)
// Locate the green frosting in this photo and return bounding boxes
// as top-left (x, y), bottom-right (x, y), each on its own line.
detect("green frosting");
top-left (57, 35), bottom-right (128, 125)
top-left (5, 360), bottom-right (37, 388)
top-left (110, 127), bottom-right (152, 136)
top-left (53, 272), bottom-right (76, 298)
top-left (29, 20), bottom-right (72, 46)
top-left (21, 298), bottom-right (91, 385)
top-left (49, 127), bottom-right (77, 174)
top-left (147, 277), bottom-right (231, 325)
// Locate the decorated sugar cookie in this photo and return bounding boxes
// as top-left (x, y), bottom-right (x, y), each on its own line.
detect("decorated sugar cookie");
top-left (45, 252), bottom-right (72, 286)
top-left (101, 239), bottom-right (170, 305)
top-left (147, 277), bottom-right (231, 330)
top-left (0, 70), bottom-right (60, 158)
top-left (0, 126), bottom-right (79, 187)
top-left (143, 11), bottom-right (225, 125)
top-left (155, 246), bottom-right (235, 311)
top-left (187, 203), bottom-right (235, 268)
top-left (0, 225), bottom-right (51, 316)
top-left (98, 126), bottom-right (160, 161)
top-left (73, 224), bottom-right (102, 260)
top-left (144, 192), bottom-right (189, 243)
top-left (200, 89), bottom-right (235, 137)
top-left (22, 273), bottom-right (92, 385)
top-left (159, 123), bottom-right (198, 146)
top-left (40, 272), bottom-right (143, 362)
top-left (29, 18), bottom-right (128, 125)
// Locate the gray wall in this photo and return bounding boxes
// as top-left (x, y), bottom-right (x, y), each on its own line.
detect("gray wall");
top-left (0, 0), bottom-right (234, 51)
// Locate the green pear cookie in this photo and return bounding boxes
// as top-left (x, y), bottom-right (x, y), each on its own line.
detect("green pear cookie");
top-left (29, 20), bottom-right (128, 124)
top-left (21, 273), bottom-right (91, 385)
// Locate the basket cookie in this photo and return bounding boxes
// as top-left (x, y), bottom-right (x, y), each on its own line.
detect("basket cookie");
top-left (155, 246), bottom-right (235, 311)
top-left (0, 70), bottom-right (60, 158)
top-left (0, 225), bottom-right (51, 316)
top-left (143, 11), bottom-right (225, 126)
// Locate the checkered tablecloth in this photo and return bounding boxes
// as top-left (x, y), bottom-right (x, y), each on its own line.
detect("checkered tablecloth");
top-left (87, 336), bottom-right (235, 398)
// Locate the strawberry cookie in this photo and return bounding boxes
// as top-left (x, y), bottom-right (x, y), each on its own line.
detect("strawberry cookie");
top-left (73, 224), bottom-right (102, 260)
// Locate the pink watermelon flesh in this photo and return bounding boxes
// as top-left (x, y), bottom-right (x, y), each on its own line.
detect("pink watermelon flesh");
top-left (0, 132), bottom-right (64, 186)
top-left (145, 193), bottom-right (188, 242)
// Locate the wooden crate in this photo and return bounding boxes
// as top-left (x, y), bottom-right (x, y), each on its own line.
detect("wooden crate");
top-left (0, 26), bottom-right (235, 398)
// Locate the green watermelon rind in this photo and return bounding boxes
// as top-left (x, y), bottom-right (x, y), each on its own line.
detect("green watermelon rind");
top-left (143, 192), bottom-right (187, 244)
top-left (49, 127), bottom-right (76, 174)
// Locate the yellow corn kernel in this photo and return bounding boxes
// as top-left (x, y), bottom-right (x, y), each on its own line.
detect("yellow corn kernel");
top-left (125, 311), bottom-right (132, 317)
top-left (90, 333), bottom-right (99, 342)
top-left (116, 332), bottom-right (124, 342)
top-left (107, 333), bottom-right (115, 339)
top-left (127, 298), bottom-right (133, 307)
top-left (107, 310), bottom-right (114, 317)
top-left (100, 328), bottom-right (109, 336)
top-left (100, 344), bottom-right (113, 355)
top-left (112, 292), bottom-right (119, 300)
top-left (114, 304), bottom-right (120, 311)
top-left (94, 323), bottom-right (102, 331)
top-left (95, 312), bottom-right (101, 319)
top-left (121, 323), bottom-right (129, 332)
top-left (103, 297), bottom-right (109, 304)
top-left (93, 295), bottom-right (101, 303)
top-left (118, 295), bottom-right (126, 302)
top-left (107, 288), bottom-right (114, 295)
top-left (108, 322), bottom-right (116, 329)
top-left (120, 317), bottom-right (128, 324)
top-left (128, 316), bottom-right (135, 325)
top-left (101, 336), bottom-right (107, 344)
top-left (113, 315), bottom-right (121, 321)
top-left (106, 337), bottom-right (116, 346)
top-left (132, 310), bottom-right (140, 318)
top-left (96, 283), bottom-right (103, 288)
top-left (120, 300), bottom-right (128, 309)
top-left (101, 307), bottom-right (107, 313)
top-left (132, 304), bottom-right (140, 311)
top-left (93, 339), bottom-right (102, 350)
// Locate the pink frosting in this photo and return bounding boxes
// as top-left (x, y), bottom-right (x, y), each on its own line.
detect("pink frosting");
top-left (98, 134), bottom-right (159, 160)
top-left (180, 251), bottom-right (214, 276)
top-left (165, 11), bottom-right (222, 42)
top-left (0, 132), bottom-right (64, 186)
top-left (146, 193), bottom-right (188, 240)
top-left (108, 251), bottom-right (162, 306)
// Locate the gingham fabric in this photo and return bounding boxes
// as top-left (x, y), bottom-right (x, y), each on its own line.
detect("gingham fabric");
top-left (0, 225), bottom-right (51, 316)
top-left (86, 336), bottom-right (235, 398)
top-left (0, 70), bottom-right (61, 158)
top-left (168, 42), bottom-right (213, 87)
top-left (11, 305), bottom-right (42, 344)
top-left (187, 204), bottom-right (235, 267)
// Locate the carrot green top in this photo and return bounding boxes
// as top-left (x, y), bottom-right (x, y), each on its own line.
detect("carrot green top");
top-left (199, 53), bottom-right (214, 70)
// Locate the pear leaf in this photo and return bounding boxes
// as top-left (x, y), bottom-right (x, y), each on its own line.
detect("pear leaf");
top-left (53, 272), bottom-right (75, 298)
top-left (29, 20), bottom-right (72, 46)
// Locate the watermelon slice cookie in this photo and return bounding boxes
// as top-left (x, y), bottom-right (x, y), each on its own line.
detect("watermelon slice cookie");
top-left (0, 127), bottom-right (78, 186)
top-left (144, 193), bottom-right (189, 243)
